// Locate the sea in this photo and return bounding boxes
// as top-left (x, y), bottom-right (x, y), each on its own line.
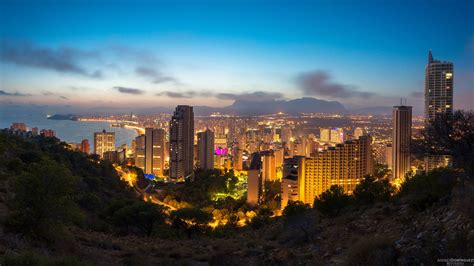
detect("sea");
top-left (0, 109), bottom-right (137, 151)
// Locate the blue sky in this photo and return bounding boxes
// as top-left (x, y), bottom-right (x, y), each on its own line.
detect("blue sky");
top-left (1, 0), bottom-right (473, 112)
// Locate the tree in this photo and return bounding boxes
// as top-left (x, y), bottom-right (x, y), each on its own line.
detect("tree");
top-left (313, 185), bottom-right (351, 217)
top-left (282, 200), bottom-right (310, 220)
top-left (112, 201), bottom-right (166, 236)
top-left (7, 160), bottom-right (82, 240)
top-left (418, 110), bottom-right (474, 174)
top-left (353, 175), bottom-right (395, 204)
top-left (170, 208), bottom-right (212, 237)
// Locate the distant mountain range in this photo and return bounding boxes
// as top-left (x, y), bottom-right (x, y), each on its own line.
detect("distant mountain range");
top-left (1, 97), bottom-right (404, 116)
top-left (193, 97), bottom-right (346, 115)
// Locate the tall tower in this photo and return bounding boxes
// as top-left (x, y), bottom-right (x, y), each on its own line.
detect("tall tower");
top-left (197, 129), bottom-right (214, 170)
top-left (392, 105), bottom-right (412, 180)
top-left (169, 105), bottom-right (194, 181)
top-left (145, 128), bottom-right (166, 177)
top-left (425, 50), bottom-right (453, 124)
top-left (94, 129), bottom-right (115, 158)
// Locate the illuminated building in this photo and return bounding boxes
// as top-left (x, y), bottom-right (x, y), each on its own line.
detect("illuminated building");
top-left (197, 129), bottom-right (215, 170)
top-left (330, 128), bottom-right (344, 143)
top-left (145, 128), bottom-right (166, 177)
top-left (392, 105), bottom-right (412, 180)
top-left (94, 129), bottom-right (115, 158)
top-left (80, 139), bottom-right (90, 154)
top-left (298, 136), bottom-right (374, 205)
top-left (424, 154), bottom-right (453, 172)
top-left (232, 146), bottom-right (243, 171)
top-left (40, 129), bottom-right (56, 137)
top-left (425, 50), bottom-right (453, 124)
top-left (320, 128), bottom-right (330, 142)
top-left (134, 135), bottom-right (146, 169)
top-left (354, 127), bottom-right (364, 139)
top-left (10, 123), bottom-right (27, 131)
top-left (281, 156), bottom-right (301, 210)
top-left (262, 150), bottom-right (276, 181)
top-left (170, 105), bottom-right (194, 181)
top-left (103, 150), bottom-right (118, 162)
top-left (385, 144), bottom-right (392, 169)
top-left (247, 153), bottom-right (262, 207)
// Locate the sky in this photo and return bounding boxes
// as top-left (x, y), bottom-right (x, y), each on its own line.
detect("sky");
top-left (0, 0), bottom-right (473, 113)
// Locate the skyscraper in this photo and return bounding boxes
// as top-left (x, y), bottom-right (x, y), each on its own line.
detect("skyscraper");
top-left (247, 153), bottom-right (262, 207)
top-left (169, 105), bottom-right (194, 181)
top-left (145, 128), bottom-right (166, 177)
top-left (330, 128), bottom-right (344, 143)
top-left (80, 139), bottom-right (90, 154)
top-left (197, 129), bottom-right (215, 170)
top-left (94, 129), bottom-right (115, 158)
top-left (392, 105), bottom-right (412, 180)
top-left (425, 50), bottom-right (453, 124)
top-left (134, 135), bottom-right (146, 170)
top-left (298, 136), bottom-right (373, 205)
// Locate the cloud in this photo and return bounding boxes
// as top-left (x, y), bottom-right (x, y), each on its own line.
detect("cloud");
top-left (156, 91), bottom-right (197, 98)
top-left (155, 90), bottom-right (283, 101)
top-left (411, 91), bottom-right (423, 98)
top-left (215, 91), bottom-right (284, 101)
top-left (135, 66), bottom-right (180, 84)
top-left (113, 86), bottom-right (144, 95)
top-left (295, 70), bottom-right (374, 98)
top-left (0, 90), bottom-right (31, 96)
top-left (59, 96), bottom-right (69, 100)
top-left (0, 40), bottom-right (102, 78)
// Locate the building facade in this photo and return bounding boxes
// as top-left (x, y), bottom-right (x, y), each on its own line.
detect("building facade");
top-left (197, 129), bottom-right (215, 170)
top-left (93, 129), bottom-right (115, 158)
top-left (425, 50), bottom-right (453, 124)
top-left (298, 136), bottom-right (374, 205)
top-left (145, 128), bottom-right (166, 177)
top-left (169, 105), bottom-right (194, 181)
top-left (392, 105), bottom-right (412, 180)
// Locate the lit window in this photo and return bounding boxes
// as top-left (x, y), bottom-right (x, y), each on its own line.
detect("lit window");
top-left (446, 73), bottom-right (453, 79)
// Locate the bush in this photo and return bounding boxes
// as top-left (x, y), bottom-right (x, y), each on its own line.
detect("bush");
top-left (399, 168), bottom-right (457, 211)
top-left (353, 175), bottom-right (395, 204)
top-left (313, 185), bottom-right (352, 217)
top-left (170, 208), bottom-right (212, 237)
top-left (282, 201), bottom-right (310, 220)
top-left (6, 160), bottom-right (82, 240)
top-left (111, 201), bottom-right (166, 236)
top-left (344, 236), bottom-right (397, 266)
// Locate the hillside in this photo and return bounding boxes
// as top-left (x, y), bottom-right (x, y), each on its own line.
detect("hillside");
top-left (0, 133), bottom-right (473, 265)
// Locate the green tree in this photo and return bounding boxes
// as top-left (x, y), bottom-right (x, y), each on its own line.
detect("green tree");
top-left (313, 185), bottom-right (351, 217)
top-left (170, 208), bottom-right (212, 237)
top-left (417, 110), bottom-right (474, 174)
top-left (282, 200), bottom-right (310, 220)
top-left (7, 160), bottom-right (82, 240)
top-left (112, 201), bottom-right (166, 236)
top-left (353, 175), bottom-right (395, 204)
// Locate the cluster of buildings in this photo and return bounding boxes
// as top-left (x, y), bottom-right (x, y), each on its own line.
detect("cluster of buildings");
top-left (2, 50), bottom-right (456, 210)
top-left (2, 123), bottom-right (58, 139)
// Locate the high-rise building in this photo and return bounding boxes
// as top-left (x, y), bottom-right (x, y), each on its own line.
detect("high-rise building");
top-left (298, 136), bottom-right (373, 205)
top-left (31, 127), bottom-right (38, 136)
top-left (247, 153), bottom-right (262, 207)
top-left (145, 128), bottom-right (166, 177)
top-left (40, 129), bottom-right (56, 137)
top-left (392, 105), bottom-right (412, 180)
top-left (10, 123), bottom-right (27, 131)
top-left (425, 50), bottom-right (453, 124)
top-left (169, 105), bottom-right (194, 181)
top-left (94, 129), bottom-right (115, 158)
top-left (281, 156), bottom-right (301, 210)
top-left (232, 146), bottom-right (243, 171)
top-left (197, 129), bottom-right (215, 170)
top-left (330, 128), bottom-right (344, 143)
top-left (320, 128), bottom-right (330, 142)
top-left (385, 144), bottom-right (393, 169)
top-left (353, 127), bottom-right (364, 139)
top-left (134, 135), bottom-right (146, 169)
top-left (80, 139), bottom-right (90, 154)
top-left (262, 150), bottom-right (276, 181)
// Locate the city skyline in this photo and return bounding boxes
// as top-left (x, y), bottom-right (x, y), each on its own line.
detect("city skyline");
top-left (1, 1), bottom-right (473, 113)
